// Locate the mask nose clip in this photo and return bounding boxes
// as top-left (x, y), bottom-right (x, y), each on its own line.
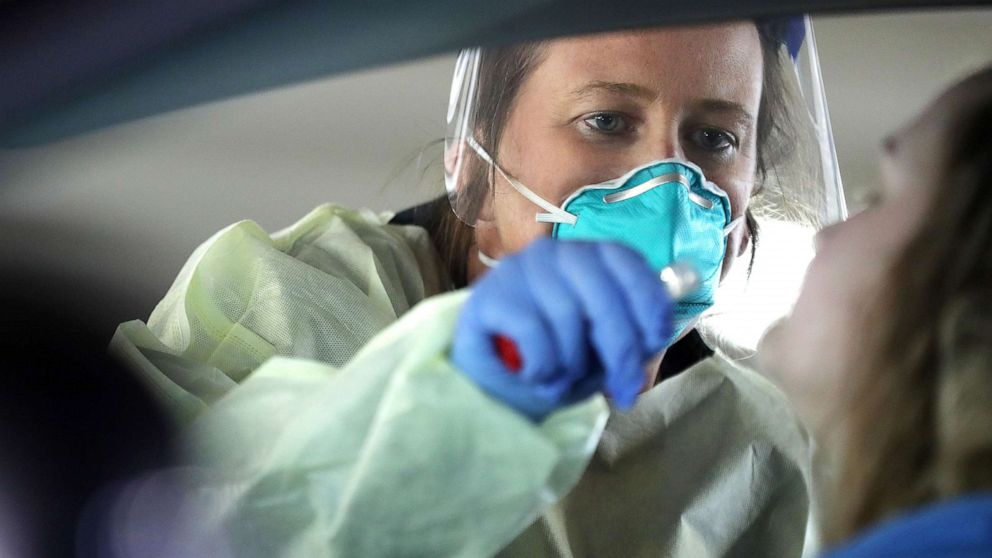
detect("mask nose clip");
top-left (602, 172), bottom-right (714, 210)
top-left (468, 136), bottom-right (734, 233)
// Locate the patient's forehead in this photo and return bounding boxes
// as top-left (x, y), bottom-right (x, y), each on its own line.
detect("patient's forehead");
top-left (920, 70), bottom-right (992, 138)
top-left (884, 72), bottom-right (991, 203)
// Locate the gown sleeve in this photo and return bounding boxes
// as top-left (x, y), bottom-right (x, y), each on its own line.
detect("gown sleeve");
top-left (108, 204), bottom-right (608, 557)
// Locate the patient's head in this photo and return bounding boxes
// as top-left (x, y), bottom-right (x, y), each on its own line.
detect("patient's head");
top-left (759, 65), bottom-right (992, 542)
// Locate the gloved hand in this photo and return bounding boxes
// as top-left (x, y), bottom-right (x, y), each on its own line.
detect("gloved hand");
top-left (451, 238), bottom-right (673, 421)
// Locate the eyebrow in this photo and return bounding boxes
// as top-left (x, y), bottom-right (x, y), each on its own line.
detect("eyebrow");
top-left (569, 81), bottom-right (657, 101)
top-left (691, 99), bottom-right (755, 128)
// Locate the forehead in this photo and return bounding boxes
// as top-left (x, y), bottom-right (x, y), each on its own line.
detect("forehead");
top-left (889, 74), bottom-right (992, 189)
top-left (896, 80), bottom-right (983, 157)
top-left (535, 23), bottom-right (764, 105)
top-left (920, 76), bottom-right (992, 134)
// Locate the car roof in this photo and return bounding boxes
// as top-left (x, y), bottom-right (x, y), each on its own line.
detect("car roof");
top-left (2, 0), bottom-right (988, 146)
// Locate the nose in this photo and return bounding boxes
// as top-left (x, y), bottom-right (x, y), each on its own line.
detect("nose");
top-left (644, 125), bottom-right (683, 161)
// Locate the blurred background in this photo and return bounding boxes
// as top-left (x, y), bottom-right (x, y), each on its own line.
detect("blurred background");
top-left (1, 7), bottom-right (990, 336)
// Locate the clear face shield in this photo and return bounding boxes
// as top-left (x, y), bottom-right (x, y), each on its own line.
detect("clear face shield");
top-left (444, 16), bottom-right (846, 358)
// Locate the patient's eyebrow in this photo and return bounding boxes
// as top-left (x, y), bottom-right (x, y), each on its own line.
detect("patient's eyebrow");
top-left (692, 98), bottom-right (755, 128)
top-left (569, 81), bottom-right (657, 101)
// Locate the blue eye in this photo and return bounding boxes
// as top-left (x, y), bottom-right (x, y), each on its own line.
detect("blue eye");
top-left (692, 128), bottom-right (736, 151)
top-left (583, 113), bottom-right (627, 134)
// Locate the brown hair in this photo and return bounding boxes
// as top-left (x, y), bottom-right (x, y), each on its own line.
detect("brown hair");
top-left (431, 24), bottom-right (800, 286)
top-left (826, 67), bottom-right (992, 544)
top-left (432, 43), bottom-right (547, 286)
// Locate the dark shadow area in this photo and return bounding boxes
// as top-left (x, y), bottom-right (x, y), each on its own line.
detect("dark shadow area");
top-left (0, 268), bottom-right (176, 557)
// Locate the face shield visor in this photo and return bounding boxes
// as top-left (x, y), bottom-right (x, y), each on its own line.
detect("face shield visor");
top-left (444, 16), bottom-right (846, 358)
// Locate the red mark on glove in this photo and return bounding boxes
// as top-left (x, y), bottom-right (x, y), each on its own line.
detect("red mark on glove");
top-left (493, 335), bottom-right (523, 373)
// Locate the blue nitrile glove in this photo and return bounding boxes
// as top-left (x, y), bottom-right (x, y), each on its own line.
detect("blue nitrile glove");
top-left (451, 238), bottom-right (674, 421)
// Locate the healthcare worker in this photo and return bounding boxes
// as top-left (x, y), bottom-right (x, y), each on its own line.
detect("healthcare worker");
top-left (110, 16), bottom-right (843, 557)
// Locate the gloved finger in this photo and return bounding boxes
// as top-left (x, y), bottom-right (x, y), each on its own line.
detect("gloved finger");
top-left (555, 241), bottom-right (648, 409)
top-left (452, 304), bottom-right (517, 381)
top-left (596, 243), bottom-right (674, 354)
top-left (518, 238), bottom-right (589, 383)
top-left (561, 347), bottom-right (605, 405)
top-left (475, 257), bottom-right (560, 386)
top-left (453, 307), bottom-right (562, 421)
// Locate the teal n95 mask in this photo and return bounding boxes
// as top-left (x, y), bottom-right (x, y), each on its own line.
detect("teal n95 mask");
top-left (467, 136), bottom-right (742, 345)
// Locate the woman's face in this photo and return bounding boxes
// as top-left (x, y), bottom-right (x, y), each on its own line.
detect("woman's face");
top-left (757, 88), bottom-right (966, 437)
top-left (472, 23), bottom-right (764, 277)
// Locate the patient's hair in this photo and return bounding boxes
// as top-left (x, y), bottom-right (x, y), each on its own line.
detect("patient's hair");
top-left (828, 66), bottom-right (992, 543)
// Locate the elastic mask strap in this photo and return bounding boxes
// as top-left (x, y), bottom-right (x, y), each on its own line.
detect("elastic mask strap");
top-left (477, 249), bottom-right (500, 268)
top-left (466, 136), bottom-right (578, 225)
top-left (724, 215), bottom-right (745, 236)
